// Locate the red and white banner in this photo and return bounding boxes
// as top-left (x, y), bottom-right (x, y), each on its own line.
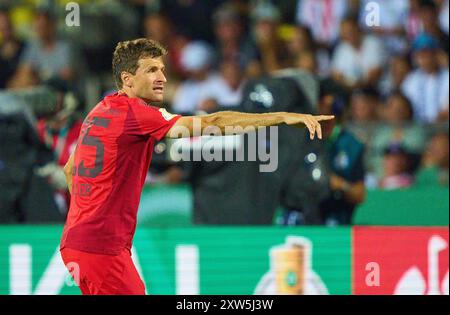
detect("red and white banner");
top-left (353, 227), bottom-right (449, 295)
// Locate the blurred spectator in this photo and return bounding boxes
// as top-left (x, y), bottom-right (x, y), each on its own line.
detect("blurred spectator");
top-left (295, 0), bottom-right (349, 47)
top-left (250, 2), bottom-right (289, 75)
top-left (0, 10), bottom-right (24, 89)
top-left (405, 0), bottom-right (424, 40)
top-left (0, 92), bottom-right (43, 222)
top-left (159, 0), bottom-right (222, 42)
top-left (34, 78), bottom-right (81, 213)
top-left (317, 82), bottom-right (366, 225)
top-left (143, 12), bottom-right (190, 103)
top-left (416, 132), bottom-right (449, 186)
top-left (379, 143), bottom-right (414, 190)
top-left (378, 92), bottom-right (426, 149)
top-left (401, 33), bottom-right (449, 123)
top-left (346, 87), bottom-right (380, 154)
top-left (418, 0), bottom-right (449, 53)
top-left (172, 41), bottom-right (217, 113)
top-left (379, 54), bottom-right (412, 97)
top-left (294, 50), bottom-right (317, 75)
top-left (359, 0), bottom-right (410, 54)
top-left (349, 87), bottom-right (380, 123)
top-left (270, 0), bottom-right (299, 24)
top-left (438, 0), bottom-right (449, 35)
top-left (143, 12), bottom-right (189, 77)
top-left (8, 9), bottom-right (74, 89)
top-left (198, 57), bottom-right (246, 112)
top-left (212, 2), bottom-right (259, 77)
top-left (287, 26), bottom-right (331, 76)
top-left (369, 92), bottom-right (426, 182)
top-left (331, 16), bottom-right (388, 90)
top-left (382, 92), bottom-right (416, 123)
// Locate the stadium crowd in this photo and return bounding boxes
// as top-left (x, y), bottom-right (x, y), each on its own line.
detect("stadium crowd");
top-left (0, 0), bottom-right (448, 225)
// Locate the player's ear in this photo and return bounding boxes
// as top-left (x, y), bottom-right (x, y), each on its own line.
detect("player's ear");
top-left (121, 71), bottom-right (133, 88)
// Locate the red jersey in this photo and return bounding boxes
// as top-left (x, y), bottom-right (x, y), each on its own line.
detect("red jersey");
top-left (60, 92), bottom-right (181, 255)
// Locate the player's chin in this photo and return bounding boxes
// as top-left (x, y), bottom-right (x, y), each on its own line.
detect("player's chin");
top-left (149, 92), bottom-right (164, 103)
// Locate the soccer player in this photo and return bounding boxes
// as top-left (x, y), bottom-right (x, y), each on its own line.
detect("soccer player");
top-left (60, 38), bottom-right (334, 295)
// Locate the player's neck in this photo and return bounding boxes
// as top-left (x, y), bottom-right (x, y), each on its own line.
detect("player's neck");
top-left (118, 89), bottom-right (150, 104)
top-left (118, 87), bottom-right (136, 99)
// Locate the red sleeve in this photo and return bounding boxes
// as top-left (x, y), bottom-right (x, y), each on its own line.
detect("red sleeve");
top-left (127, 99), bottom-right (181, 141)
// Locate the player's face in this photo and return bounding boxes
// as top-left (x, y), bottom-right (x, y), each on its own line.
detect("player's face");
top-left (131, 56), bottom-right (167, 103)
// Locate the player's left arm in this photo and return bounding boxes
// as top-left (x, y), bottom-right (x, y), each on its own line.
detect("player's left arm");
top-left (166, 111), bottom-right (334, 140)
top-left (63, 151), bottom-right (75, 194)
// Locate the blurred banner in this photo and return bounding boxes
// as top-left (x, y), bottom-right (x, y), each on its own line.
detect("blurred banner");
top-left (0, 226), bottom-right (448, 295)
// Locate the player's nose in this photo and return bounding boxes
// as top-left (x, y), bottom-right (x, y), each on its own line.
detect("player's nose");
top-left (158, 70), bottom-right (167, 83)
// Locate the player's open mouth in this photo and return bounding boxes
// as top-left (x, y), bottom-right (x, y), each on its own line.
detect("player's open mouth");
top-left (153, 87), bottom-right (164, 94)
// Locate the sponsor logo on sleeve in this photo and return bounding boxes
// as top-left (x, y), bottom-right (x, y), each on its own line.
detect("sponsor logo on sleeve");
top-left (159, 108), bottom-right (177, 121)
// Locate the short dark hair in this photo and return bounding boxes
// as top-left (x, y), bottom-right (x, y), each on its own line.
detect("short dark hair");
top-left (112, 38), bottom-right (167, 89)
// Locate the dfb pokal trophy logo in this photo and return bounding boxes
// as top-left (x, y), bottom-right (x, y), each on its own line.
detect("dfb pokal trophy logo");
top-left (254, 236), bottom-right (328, 295)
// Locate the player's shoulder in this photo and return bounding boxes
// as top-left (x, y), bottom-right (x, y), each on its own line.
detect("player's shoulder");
top-left (86, 92), bottom-right (129, 117)
top-left (103, 91), bottom-right (131, 108)
top-left (131, 101), bottom-right (179, 121)
top-left (101, 92), bottom-right (178, 120)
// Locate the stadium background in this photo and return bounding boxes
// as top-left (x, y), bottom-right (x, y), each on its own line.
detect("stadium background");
top-left (0, 0), bottom-right (448, 295)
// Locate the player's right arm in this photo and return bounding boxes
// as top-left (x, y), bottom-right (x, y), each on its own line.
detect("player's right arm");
top-left (167, 111), bottom-right (334, 140)
top-left (63, 151), bottom-right (75, 194)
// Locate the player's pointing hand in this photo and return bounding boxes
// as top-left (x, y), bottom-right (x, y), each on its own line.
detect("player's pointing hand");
top-left (284, 114), bottom-right (335, 140)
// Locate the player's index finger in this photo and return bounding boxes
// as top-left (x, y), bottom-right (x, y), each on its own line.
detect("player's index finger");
top-left (316, 115), bottom-right (335, 121)
top-left (316, 122), bottom-right (322, 139)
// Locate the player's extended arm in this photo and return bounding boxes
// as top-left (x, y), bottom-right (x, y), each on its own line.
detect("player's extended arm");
top-left (167, 111), bottom-right (334, 140)
top-left (63, 151), bottom-right (75, 194)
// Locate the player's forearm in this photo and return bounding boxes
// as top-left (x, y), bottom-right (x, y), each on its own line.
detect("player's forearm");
top-left (199, 111), bottom-right (288, 134)
top-left (167, 111), bottom-right (333, 139)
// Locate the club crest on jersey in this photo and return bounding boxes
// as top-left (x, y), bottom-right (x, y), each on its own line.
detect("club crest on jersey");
top-left (159, 108), bottom-right (177, 121)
